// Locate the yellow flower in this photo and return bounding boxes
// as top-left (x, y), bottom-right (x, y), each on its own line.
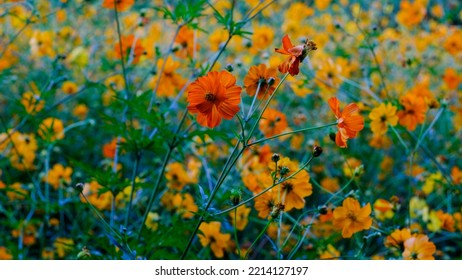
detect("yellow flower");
top-left (54, 238), bottom-right (74, 258)
top-left (61, 81), bottom-right (78, 94)
top-left (72, 104), bottom-right (89, 120)
top-left (444, 30), bottom-right (462, 56)
top-left (21, 92), bottom-right (45, 115)
top-left (333, 197), bottom-right (372, 238)
top-left (271, 157), bottom-right (313, 211)
top-left (209, 29), bottom-right (229, 51)
top-left (45, 164), bottom-right (73, 189)
top-left (251, 25), bottom-right (274, 52)
top-left (319, 244), bottom-right (340, 259)
top-left (373, 198), bottom-right (394, 221)
top-left (422, 172), bottom-right (443, 195)
top-left (342, 157), bottom-right (362, 178)
top-left (81, 181), bottom-right (112, 211)
top-left (7, 132), bottom-right (37, 171)
top-left (229, 205), bottom-right (251, 231)
top-left (30, 30), bottom-right (55, 57)
top-left (145, 212), bottom-right (160, 231)
top-left (198, 221), bottom-right (231, 258)
top-left (2, 182), bottom-right (28, 201)
top-left (396, 0), bottom-right (426, 28)
top-left (315, 0), bottom-right (332, 10)
top-left (320, 177), bottom-right (340, 192)
top-left (369, 103), bottom-right (398, 135)
top-left (38, 118), bottom-right (65, 141)
top-left (161, 192), bottom-right (198, 219)
top-left (164, 162), bottom-right (197, 191)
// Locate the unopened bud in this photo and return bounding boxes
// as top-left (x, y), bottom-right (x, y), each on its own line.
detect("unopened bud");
top-left (312, 145), bottom-right (323, 157)
top-left (267, 77), bottom-right (276, 86)
top-left (353, 165), bottom-right (364, 177)
top-left (271, 153), bottom-right (280, 163)
top-left (229, 189), bottom-right (242, 206)
top-left (77, 246), bottom-right (91, 260)
top-left (318, 205), bottom-right (328, 215)
top-left (225, 64), bottom-right (234, 72)
top-left (329, 132), bottom-right (336, 142)
top-left (279, 166), bottom-right (290, 177)
top-left (74, 182), bottom-right (84, 193)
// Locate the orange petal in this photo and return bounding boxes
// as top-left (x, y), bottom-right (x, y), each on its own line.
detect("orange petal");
top-left (328, 97), bottom-right (341, 117)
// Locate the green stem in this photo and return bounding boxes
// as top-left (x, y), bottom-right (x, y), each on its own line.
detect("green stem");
top-left (124, 152), bottom-right (141, 230)
top-left (244, 219), bottom-right (272, 259)
top-left (247, 73), bottom-right (289, 141)
top-left (248, 122), bottom-right (337, 147)
top-left (233, 208), bottom-right (241, 259)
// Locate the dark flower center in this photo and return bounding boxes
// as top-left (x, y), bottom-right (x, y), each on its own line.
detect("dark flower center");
top-left (205, 92), bottom-right (216, 102)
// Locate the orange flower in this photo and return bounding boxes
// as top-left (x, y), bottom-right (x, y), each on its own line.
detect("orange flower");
top-left (254, 190), bottom-right (277, 219)
top-left (402, 235), bottom-right (436, 260)
top-left (275, 34), bottom-right (317, 76)
top-left (442, 68), bottom-right (461, 90)
top-left (174, 26), bottom-right (199, 58)
top-left (259, 108), bottom-right (288, 138)
top-left (114, 35), bottom-right (145, 64)
top-left (328, 97), bottom-right (364, 148)
top-left (187, 71), bottom-right (242, 128)
top-left (198, 221), bottom-right (231, 258)
top-left (243, 64), bottom-right (280, 98)
top-left (272, 157), bottom-right (312, 211)
top-left (102, 0), bottom-right (134, 11)
top-left (38, 118), bottom-right (65, 141)
top-left (333, 197), bottom-right (372, 238)
top-left (397, 93), bottom-right (427, 131)
top-left (384, 228), bottom-right (412, 249)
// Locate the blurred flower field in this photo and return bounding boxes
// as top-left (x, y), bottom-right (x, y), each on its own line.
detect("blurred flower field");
top-left (0, 0), bottom-right (462, 260)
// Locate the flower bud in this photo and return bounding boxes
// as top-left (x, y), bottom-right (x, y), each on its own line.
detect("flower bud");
top-left (74, 182), bottom-right (84, 193)
top-left (225, 64), bottom-right (234, 72)
top-left (267, 77), bottom-right (276, 86)
top-left (329, 132), bottom-right (336, 142)
top-left (271, 153), bottom-right (280, 162)
top-left (229, 189), bottom-right (242, 206)
top-left (279, 166), bottom-right (290, 177)
top-left (77, 247), bottom-right (91, 260)
top-left (312, 145), bottom-right (323, 157)
top-left (318, 205), bottom-right (328, 215)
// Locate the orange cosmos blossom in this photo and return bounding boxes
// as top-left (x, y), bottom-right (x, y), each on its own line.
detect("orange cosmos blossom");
top-left (114, 35), bottom-right (146, 64)
top-left (187, 71), bottom-right (242, 128)
top-left (275, 34), bottom-right (317, 76)
top-left (328, 97), bottom-right (364, 148)
top-left (102, 0), bottom-right (134, 11)
top-left (333, 197), bottom-right (372, 238)
top-left (402, 234), bottom-right (436, 260)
